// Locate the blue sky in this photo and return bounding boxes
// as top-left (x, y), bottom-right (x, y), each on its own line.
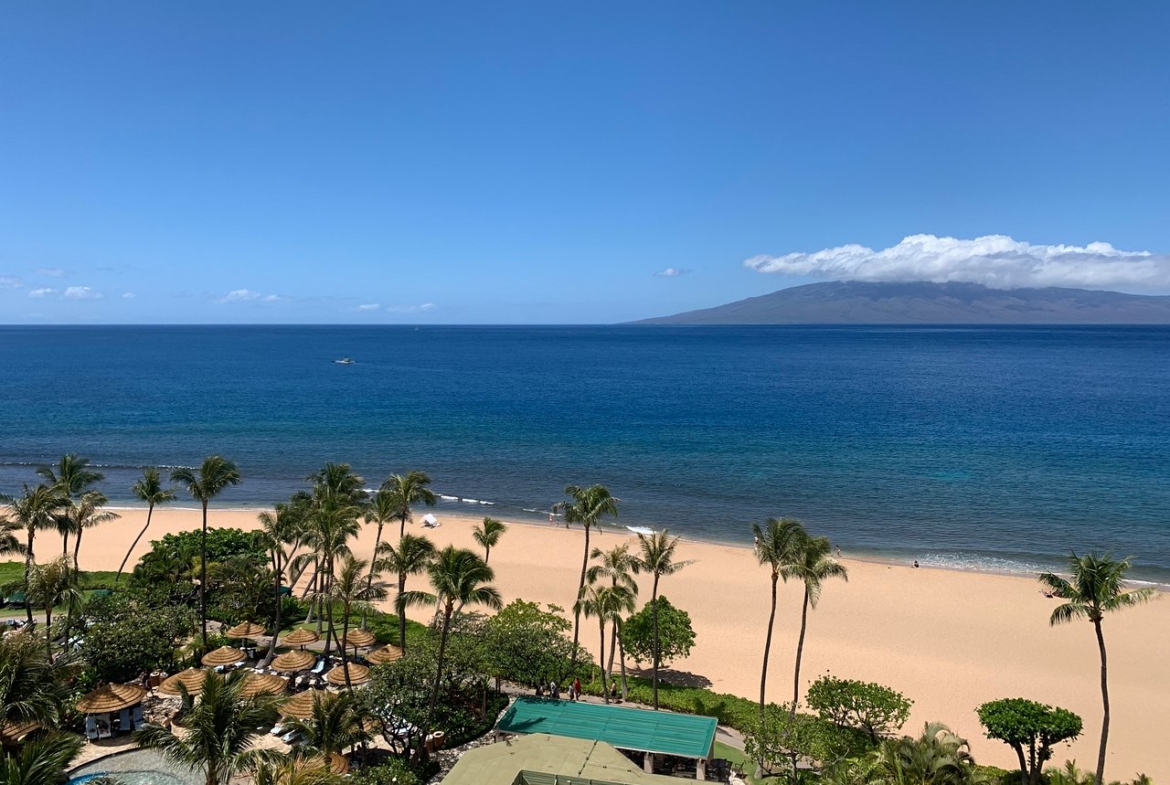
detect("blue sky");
top-left (2, 2), bottom-right (1168, 323)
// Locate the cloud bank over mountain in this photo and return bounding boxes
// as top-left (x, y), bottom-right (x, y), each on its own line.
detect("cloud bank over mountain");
top-left (744, 235), bottom-right (1170, 292)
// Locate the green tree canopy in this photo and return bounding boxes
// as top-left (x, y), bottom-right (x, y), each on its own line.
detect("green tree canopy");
top-left (976, 698), bottom-right (1082, 785)
top-left (805, 675), bottom-right (912, 743)
top-left (620, 596), bottom-right (694, 668)
top-left (79, 592), bottom-right (197, 683)
top-left (481, 600), bottom-right (584, 686)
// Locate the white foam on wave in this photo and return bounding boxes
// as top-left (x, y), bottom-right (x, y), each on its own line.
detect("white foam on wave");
top-left (439, 495), bottom-right (459, 501)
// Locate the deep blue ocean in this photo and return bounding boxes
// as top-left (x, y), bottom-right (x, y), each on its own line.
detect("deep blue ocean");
top-left (2, 325), bottom-right (1168, 579)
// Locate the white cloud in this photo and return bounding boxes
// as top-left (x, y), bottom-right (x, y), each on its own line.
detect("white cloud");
top-left (654, 267), bottom-right (691, 277)
top-left (262, 294), bottom-right (282, 303)
top-left (356, 303), bottom-right (381, 311)
top-left (28, 287), bottom-right (56, 298)
top-left (64, 286), bottom-right (102, 299)
top-left (744, 234), bottom-right (1170, 291)
top-left (35, 267), bottom-right (66, 277)
top-left (217, 289), bottom-right (260, 303)
top-left (122, 292), bottom-right (137, 299)
top-left (0, 276), bottom-right (21, 288)
top-left (384, 303), bottom-right (436, 313)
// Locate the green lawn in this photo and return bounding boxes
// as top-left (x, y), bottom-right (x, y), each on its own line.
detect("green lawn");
top-left (1, 560), bottom-right (125, 615)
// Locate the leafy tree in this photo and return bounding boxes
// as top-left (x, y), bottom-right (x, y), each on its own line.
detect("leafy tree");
top-left (553, 484), bottom-right (619, 670)
top-left (171, 457), bottom-right (243, 650)
top-left (379, 471), bottom-right (436, 541)
top-left (472, 517), bottom-right (507, 564)
top-left (116, 467), bottom-right (178, 584)
top-left (375, 534), bottom-right (436, 650)
top-left (0, 731), bottom-right (84, 785)
top-left (481, 600), bottom-right (583, 688)
top-left (783, 533), bottom-right (847, 711)
top-left (1039, 553), bottom-right (1156, 785)
top-left (348, 758), bottom-right (419, 785)
top-left (621, 596), bottom-right (694, 670)
top-left (743, 703), bottom-right (873, 780)
top-left (752, 517), bottom-right (806, 721)
top-left (209, 555), bottom-right (275, 627)
top-left (976, 698), bottom-right (1082, 785)
top-left (869, 722), bottom-right (982, 785)
top-left (1, 484), bottom-right (68, 624)
top-left (805, 675), bottom-right (912, 743)
top-left (634, 530), bottom-right (692, 709)
top-left (79, 592), bottom-right (197, 683)
top-left (134, 669), bottom-right (281, 785)
top-left (148, 527), bottom-right (267, 565)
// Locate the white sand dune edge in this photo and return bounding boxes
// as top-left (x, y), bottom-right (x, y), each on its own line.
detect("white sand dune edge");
top-left (77, 506), bottom-right (1169, 780)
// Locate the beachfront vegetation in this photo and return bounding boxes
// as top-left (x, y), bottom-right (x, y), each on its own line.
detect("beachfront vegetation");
top-left (976, 698), bottom-right (1083, 785)
top-left (375, 533), bottom-right (437, 650)
top-left (472, 517), bottom-right (507, 564)
top-left (753, 517), bottom-right (807, 720)
top-left (806, 676), bottom-right (914, 744)
top-left (633, 529), bottom-right (692, 710)
top-left (115, 467), bottom-right (178, 584)
top-left (553, 483), bottom-right (619, 671)
top-left (1039, 553), bottom-right (1156, 785)
top-left (786, 535), bottom-right (848, 710)
top-left (480, 599), bottom-right (586, 690)
top-left (621, 595), bottom-right (695, 669)
top-left (587, 542), bottom-right (641, 699)
top-left (79, 591), bottom-right (197, 683)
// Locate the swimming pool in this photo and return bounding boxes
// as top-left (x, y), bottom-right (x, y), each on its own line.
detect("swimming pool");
top-left (68, 748), bottom-right (202, 785)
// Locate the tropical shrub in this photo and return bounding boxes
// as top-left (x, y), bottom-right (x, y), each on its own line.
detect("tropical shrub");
top-left (620, 595), bottom-right (695, 667)
top-left (976, 698), bottom-right (1082, 785)
top-left (743, 702), bottom-right (876, 777)
top-left (806, 675), bottom-right (913, 742)
top-left (79, 592), bottom-right (196, 683)
top-left (349, 758), bottom-right (421, 785)
top-left (481, 600), bottom-right (585, 687)
top-left (869, 722), bottom-right (982, 785)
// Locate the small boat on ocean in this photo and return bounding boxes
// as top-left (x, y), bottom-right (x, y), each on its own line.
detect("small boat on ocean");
top-left (334, 357), bottom-right (354, 365)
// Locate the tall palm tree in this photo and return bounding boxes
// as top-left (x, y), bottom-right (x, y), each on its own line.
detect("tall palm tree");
top-left (1, 485), bottom-right (68, 624)
top-left (635, 529), bottom-right (692, 710)
top-left (380, 471), bottom-right (436, 541)
top-left (300, 472), bottom-right (364, 660)
top-left (587, 543), bottom-right (640, 697)
top-left (375, 534), bottom-right (436, 650)
top-left (1039, 553), bottom-right (1156, 785)
top-left (0, 731), bottom-right (84, 785)
top-left (280, 690), bottom-right (370, 761)
top-left (67, 491), bottom-right (118, 574)
top-left (134, 669), bottom-right (282, 785)
top-left (576, 582), bottom-right (636, 703)
top-left (398, 546), bottom-right (501, 755)
top-left (116, 467), bottom-right (178, 583)
top-left (472, 517), bottom-right (507, 564)
top-left (0, 517), bottom-right (25, 559)
top-left (24, 556), bottom-right (83, 661)
top-left (257, 503), bottom-right (306, 665)
top-left (361, 485), bottom-right (398, 621)
top-left (311, 556), bottom-right (387, 690)
top-left (171, 456), bottom-right (243, 650)
top-left (752, 517), bottom-right (807, 721)
top-left (36, 454), bottom-right (103, 555)
top-left (783, 534), bottom-right (847, 712)
top-left (553, 484), bottom-right (619, 669)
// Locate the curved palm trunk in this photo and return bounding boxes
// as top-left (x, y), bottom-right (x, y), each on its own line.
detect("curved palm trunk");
top-left (618, 628), bottom-right (629, 701)
top-left (199, 500), bottom-right (209, 651)
top-left (362, 522), bottom-right (384, 628)
top-left (599, 617), bottom-right (608, 703)
top-left (341, 600), bottom-right (353, 691)
top-left (1094, 618), bottom-right (1109, 785)
top-left (24, 529), bottom-right (35, 624)
top-left (399, 514), bottom-right (407, 541)
top-left (760, 572), bottom-right (778, 719)
top-left (485, 546), bottom-right (491, 564)
top-left (323, 557), bottom-right (336, 660)
top-left (71, 527), bottom-right (84, 574)
top-left (792, 588), bottom-right (811, 713)
top-left (264, 550), bottom-right (283, 666)
top-left (420, 603), bottom-right (453, 762)
top-left (651, 573), bottom-right (661, 710)
top-left (115, 502), bottom-right (154, 583)
top-left (397, 572), bottom-right (409, 650)
top-left (571, 523), bottom-right (591, 669)
top-left (607, 625), bottom-right (617, 681)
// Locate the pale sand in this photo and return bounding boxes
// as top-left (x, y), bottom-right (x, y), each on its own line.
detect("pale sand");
top-left (76, 506), bottom-right (1168, 781)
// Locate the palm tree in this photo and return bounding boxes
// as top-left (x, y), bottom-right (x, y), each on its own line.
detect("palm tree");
top-left (869, 722), bottom-right (981, 785)
top-left (0, 731), bottom-right (84, 785)
top-left (375, 533), bottom-right (436, 650)
top-left (784, 534), bottom-right (847, 712)
top-left (311, 556), bottom-right (387, 689)
top-left (472, 517), bottom-right (507, 564)
top-left (397, 546), bottom-right (501, 756)
top-left (553, 484), bottom-right (619, 669)
top-left (67, 490), bottom-right (119, 574)
top-left (752, 517), bottom-right (806, 721)
top-left (0, 517), bottom-right (25, 559)
top-left (635, 529), bottom-right (692, 710)
top-left (378, 471), bottom-right (437, 541)
top-left (36, 454), bottom-right (103, 555)
top-left (1, 485), bottom-right (67, 624)
top-left (251, 756), bottom-right (338, 785)
top-left (587, 543), bottom-right (640, 698)
top-left (576, 583), bottom-right (636, 703)
top-left (1039, 553), bottom-right (1157, 785)
top-left (361, 485), bottom-right (398, 621)
top-left (171, 456), bottom-right (243, 650)
top-left (300, 474), bottom-right (364, 660)
top-left (24, 556), bottom-right (83, 660)
top-left (116, 468), bottom-right (178, 583)
top-left (257, 503), bottom-right (306, 665)
top-left (134, 669), bottom-right (282, 785)
top-left (280, 690), bottom-right (370, 761)
top-left (0, 630), bottom-right (70, 730)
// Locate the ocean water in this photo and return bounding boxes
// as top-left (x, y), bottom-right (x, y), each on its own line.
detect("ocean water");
top-left (2, 325), bottom-right (1168, 579)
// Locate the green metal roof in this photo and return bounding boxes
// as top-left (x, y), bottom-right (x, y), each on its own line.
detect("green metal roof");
top-left (497, 697), bottom-right (717, 760)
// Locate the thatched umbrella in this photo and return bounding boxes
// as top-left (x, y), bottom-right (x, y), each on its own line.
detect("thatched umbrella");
top-left (323, 754), bottom-right (349, 775)
top-left (271, 650), bottom-right (316, 673)
top-left (201, 646), bottom-right (247, 668)
top-left (158, 668), bottom-right (207, 697)
top-left (325, 663), bottom-right (370, 687)
top-left (240, 672), bottom-right (287, 699)
top-left (0, 720), bottom-right (39, 746)
top-left (366, 645), bottom-right (403, 666)
top-left (280, 689), bottom-right (326, 719)
top-left (341, 629), bottom-right (375, 648)
top-left (281, 628), bottom-right (320, 649)
top-left (76, 683), bottom-right (147, 715)
top-left (225, 621), bottom-right (268, 642)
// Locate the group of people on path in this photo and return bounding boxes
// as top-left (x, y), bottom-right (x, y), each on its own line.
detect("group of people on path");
top-left (535, 677), bottom-right (621, 702)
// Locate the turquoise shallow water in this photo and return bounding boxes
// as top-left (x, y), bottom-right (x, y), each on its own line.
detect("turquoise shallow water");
top-left (2, 325), bottom-right (1168, 579)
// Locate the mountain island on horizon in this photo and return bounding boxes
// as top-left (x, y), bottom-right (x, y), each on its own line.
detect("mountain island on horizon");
top-left (634, 281), bottom-right (1170, 325)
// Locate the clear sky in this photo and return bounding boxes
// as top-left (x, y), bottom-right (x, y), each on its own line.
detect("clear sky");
top-left (2, 2), bottom-right (1168, 324)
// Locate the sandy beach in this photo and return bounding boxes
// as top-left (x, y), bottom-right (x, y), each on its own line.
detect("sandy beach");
top-left (70, 505), bottom-right (1170, 781)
